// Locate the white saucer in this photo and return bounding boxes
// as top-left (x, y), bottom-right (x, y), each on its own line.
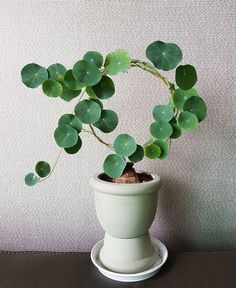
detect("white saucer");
top-left (90, 237), bottom-right (168, 282)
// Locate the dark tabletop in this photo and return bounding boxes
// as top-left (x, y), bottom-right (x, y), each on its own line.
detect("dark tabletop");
top-left (0, 251), bottom-right (235, 288)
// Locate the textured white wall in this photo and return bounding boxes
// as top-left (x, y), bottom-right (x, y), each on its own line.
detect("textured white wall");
top-left (0, 0), bottom-right (235, 252)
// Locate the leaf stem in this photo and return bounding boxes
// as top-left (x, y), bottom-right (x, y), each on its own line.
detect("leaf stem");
top-left (89, 124), bottom-right (114, 150)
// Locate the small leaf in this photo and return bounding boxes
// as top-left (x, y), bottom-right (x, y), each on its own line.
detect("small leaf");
top-left (176, 64), bottom-right (197, 90)
top-left (146, 41), bottom-right (182, 71)
top-left (25, 173), bottom-right (38, 186)
top-left (54, 125), bottom-right (78, 148)
top-left (83, 51), bottom-right (103, 68)
top-left (114, 134), bottom-right (137, 157)
top-left (91, 76), bottom-right (115, 99)
top-left (170, 124), bottom-right (182, 138)
top-left (64, 70), bottom-right (85, 90)
top-left (58, 114), bottom-right (82, 132)
top-left (48, 63), bottom-right (67, 82)
top-left (153, 140), bottom-right (169, 160)
top-left (104, 49), bottom-right (131, 75)
top-left (150, 121), bottom-right (173, 139)
top-left (21, 63), bottom-right (48, 88)
top-left (103, 154), bottom-right (126, 178)
top-left (183, 96), bottom-right (207, 122)
top-left (64, 136), bottom-right (82, 154)
top-left (74, 99), bottom-right (102, 124)
top-left (35, 161), bottom-right (51, 178)
top-left (173, 88), bottom-right (199, 110)
top-left (144, 144), bottom-right (161, 159)
top-left (93, 109), bottom-right (118, 133)
top-left (72, 60), bottom-right (102, 86)
top-left (42, 80), bottom-right (63, 97)
top-left (178, 111), bottom-right (198, 131)
top-left (153, 104), bottom-right (174, 122)
top-left (60, 85), bottom-right (81, 102)
top-left (128, 145), bottom-right (144, 163)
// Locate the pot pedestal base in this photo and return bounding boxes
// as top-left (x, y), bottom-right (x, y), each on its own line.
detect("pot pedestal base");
top-left (91, 236), bottom-right (168, 282)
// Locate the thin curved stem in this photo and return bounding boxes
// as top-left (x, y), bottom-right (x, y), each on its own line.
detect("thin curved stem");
top-left (38, 149), bottom-right (63, 183)
top-left (89, 124), bottom-right (114, 150)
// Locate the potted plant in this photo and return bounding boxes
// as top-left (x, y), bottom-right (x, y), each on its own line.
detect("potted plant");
top-left (22, 41), bottom-right (207, 281)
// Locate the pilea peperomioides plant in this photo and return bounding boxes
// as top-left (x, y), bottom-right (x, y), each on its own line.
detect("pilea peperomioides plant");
top-left (22, 41), bottom-right (207, 186)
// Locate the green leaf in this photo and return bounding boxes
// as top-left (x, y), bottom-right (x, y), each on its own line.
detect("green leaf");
top-left (64, 136), bottom-right (82, 154)
top-left (72, 60), bottom-right (102, 86)
top-left (21, 63), bottom-right (48, 88)
top-left (153, 140), bottom-right (169, 160)
top-left (173, 88), bottom-right (199, 110)
top-left (170, 124), bottom-right (182, 138)
top-left (64, 69), bottom-right (85, 90)
top-left (91, 98), bottom-right (103, 109)
top-left (178, 111), bottom-right (198, 131)
top-left (91, 76), bottom-right (115, 100)
top-left (144, 144), bottom-right (161, 159)
top-left (150, 121), bottom-right (173, 139)
top-left (58, 114), bottom-right (82, 132)
top-left (42, 80), bottom-right (63, 97)
top-left (48, 63), bottom-right (67, 82)
top-left (54, 125), bottom-right (78, 148)
top-left (74, 99), bottom-right (101, 124)
top-left (153, 104), bottom-right (174, 122)
top-left (176, 64), bottom-right (197, 90)
top-left (146, 41), bottom-right (182, 71)
top-left (114, 134), bottom-right (137, 157)
top-left (86, 86), bottom-right (98, 99)
top-left (183, 96), bottom-right (207, 122)
top-left (93, 109), bottom-right (118, 133)
top-left (60, 85), bottom-right (81, 102)
top-left (128, 145), bottom-right (144, 163)
top-left (25, 173), bottom-right (39, 186)
top-left (35, 161), bottom-right (51, 178)
top-left (104, 49), bottom-right (131, 75)
top-left (83, 51), bottom-right (103, 68)
top-left (103, 154), bottom-right (126, 178)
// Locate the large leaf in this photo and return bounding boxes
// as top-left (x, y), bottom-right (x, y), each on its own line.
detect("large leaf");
top-left (54, 125), bottom-right (78, 148)
top-left (21, 63), bottom-right (48, 88)
top-left (103, 154), bottom-right (126, 178)
top-left (91, 76), bottom-right (115, 99)
top-left (150, 121), bottom-right (173, 139)
top-left (83, 51), bottom-right (103, 68)
top-left (72, 60), bottom-right (102, 86)
top-left (146, 41), bottom-right (182, 71)
top-left (93, 109), bottom-right (118, 133)
top-left (104, 49), bottom-right (131, 75)
top-left (74, 99), bottom-right (101, 124)
top-left (114, 134), bottom-right (137, 157)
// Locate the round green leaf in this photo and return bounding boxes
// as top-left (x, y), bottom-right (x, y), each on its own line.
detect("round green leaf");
top-left (91, 76), bottom-right (115, 100)
top-left (153, 140), bottom-right (169, 160)
top-left (183, 96), bottom-right (207, 122)
top-left (74, 99), bottom-right (101, 124)
top-left (170, 124), bottom-right (182, 138)
top-left (25, 173), bottom-right (38, 186)
top-left (83, 51), bottom-right (103, 68)
top-left (144, 144), bottom-right (161, 159)
top-left (93, 109), bottom-right (118, 133)
top-left (104, 49), bottom-right (131, 75)
top-left (178, 111), bottom-right (198, 131)
top-left (128, 145), bottom-right (144, 163)
top-left (146, 41), bottom-right (182, 71)
top-left (150, 121), bottom-right (173, 139)
top-left (58, 114), bottom-right (82, 132)
top-left (42, 80), bottom-right (63, 97)
top-left (35, 161), bottom-right (51, 178)
top-left (173, 88), bottom-right (199, 110)
top-left (21, 63), bottom-right (48, 88)
top-left (60, 85), bottom-right (81, 102)
top-left (64, 69), bottom-right (85, 90)
top-left (64, 136), bottom-right (82, 154)
top-left (153, 104), bottom-right (174, 122)
top-left (103, 154), bottom-right (126, 178)
top-left (91, 98), bottom-right (103, 109)
top-left (176, 64), bottom-right (197, 90)
top-left (114, 134), bottom-right (137, 157)
top-left (54, 125), bottom-right (78, 148)
top-left (72, 60), bottom-right (102, 86)
top-left (48, 63), bottom-right (67, 82)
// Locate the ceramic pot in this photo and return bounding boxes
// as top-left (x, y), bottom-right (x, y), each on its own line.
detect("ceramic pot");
top-left (90, 172), bottom-right (161, 273)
